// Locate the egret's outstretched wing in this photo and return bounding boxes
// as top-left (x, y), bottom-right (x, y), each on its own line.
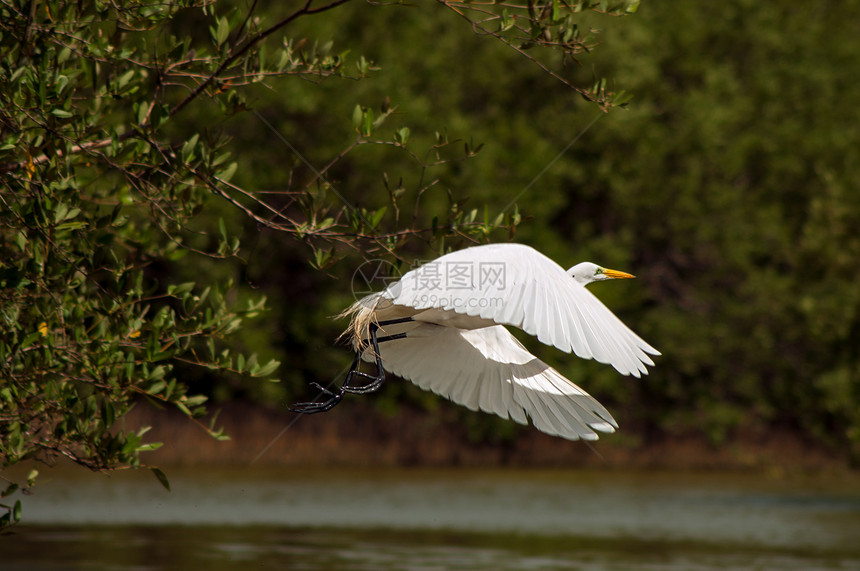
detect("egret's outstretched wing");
top-left (372, 324), bottom-right (617, 441)
top-left (382, 243), bottom-right (659, 377)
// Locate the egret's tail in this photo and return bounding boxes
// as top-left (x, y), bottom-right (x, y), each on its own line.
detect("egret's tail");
top-left (336, 295), bottom-right (381, 351)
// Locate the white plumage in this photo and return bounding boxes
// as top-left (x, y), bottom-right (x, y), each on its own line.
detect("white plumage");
top-left (341, 243), bottom-right (660, 441)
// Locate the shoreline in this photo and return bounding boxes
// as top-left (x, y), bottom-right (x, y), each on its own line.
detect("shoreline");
top-left (125, 401), bottom-right (854, 473)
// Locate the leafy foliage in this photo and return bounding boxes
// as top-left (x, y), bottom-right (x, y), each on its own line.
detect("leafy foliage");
top-left (0, 0), bottom-right (286, 527)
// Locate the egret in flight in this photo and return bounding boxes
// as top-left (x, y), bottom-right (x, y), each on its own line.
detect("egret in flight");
top-left (291, 243), bottom-right (659, 441)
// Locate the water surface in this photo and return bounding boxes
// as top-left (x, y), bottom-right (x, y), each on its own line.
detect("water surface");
top-left (5, 467), bottom-right (859, 570)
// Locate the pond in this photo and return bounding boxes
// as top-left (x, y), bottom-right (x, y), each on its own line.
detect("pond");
top-left (3, 466), bottom-right (859, 570)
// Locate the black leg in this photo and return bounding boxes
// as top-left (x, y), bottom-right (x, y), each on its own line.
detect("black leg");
top-left (342, 324), bottom-right (409, 394)
top-left (289, 317), bottom-right (412, 414)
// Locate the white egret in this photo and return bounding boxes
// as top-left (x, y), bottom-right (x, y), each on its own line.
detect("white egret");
top-left (291, 243), bottom-right (660, 441)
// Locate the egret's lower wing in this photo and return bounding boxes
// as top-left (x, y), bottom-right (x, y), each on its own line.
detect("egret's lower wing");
top-left (373, 325), bottom-right (617, 441)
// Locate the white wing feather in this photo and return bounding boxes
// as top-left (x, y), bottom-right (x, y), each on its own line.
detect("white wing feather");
top-left (372, 324), bottom-right (617, 441)
top-left (381, 243), bottom-right (660, 377)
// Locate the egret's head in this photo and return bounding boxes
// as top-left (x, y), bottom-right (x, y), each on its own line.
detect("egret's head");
top-left (567, 262), bottom-right (635, 286)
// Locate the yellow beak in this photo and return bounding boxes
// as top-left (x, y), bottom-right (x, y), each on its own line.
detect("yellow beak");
top-left (601, 267), bottom-right (635, 279)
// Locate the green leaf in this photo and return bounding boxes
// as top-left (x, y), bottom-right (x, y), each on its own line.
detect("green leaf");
top-left (312, 248), bottom-right (333, 269)
top-left (148, 380), bottom-right (166, 394)
top-left (181, 134), bottom-right (199, 163)
top-left (183, 395), bottom-right (208, 407)
top-left (136, 442), bottom-right (164, 452)
top-left (362, 108), bottom-right (374, 136)
top-left (137, 102), bottom-right (148, 125)
top-left (19, 332), bottom-right (40, 350)
top-left (214, 16), bottom-right (230, 47)
top-left (352, 104), bottom-right (363, 131)
top-left (217, 162), bottom-right (238, 183)
top-left (148, 366), bottom-right (166, 381)
top-left (395, 127), bottom-right (410, 145)
top-left (151, 468), bottom-right (170, 491)
top-left (167, 282), bottom-right (195, 296)
top-left (370, 206), bottom-right (387, 228)
top-left (254, 359), bottom-right (280, 377)
top-left (55, 221), bottom-right (87, 231)
top-left (500, 9), bottom-right (515, 32)
top-left (116, 69), bottom-right (135, 88)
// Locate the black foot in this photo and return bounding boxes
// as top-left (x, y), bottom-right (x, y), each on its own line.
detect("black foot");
top-left (289, 318), bottom-right (411, 414)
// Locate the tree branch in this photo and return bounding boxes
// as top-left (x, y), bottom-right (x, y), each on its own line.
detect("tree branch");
top-left (0, 0), bottom-right (354, 174)
top-left (170, 0), bottom-right (354, 118)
